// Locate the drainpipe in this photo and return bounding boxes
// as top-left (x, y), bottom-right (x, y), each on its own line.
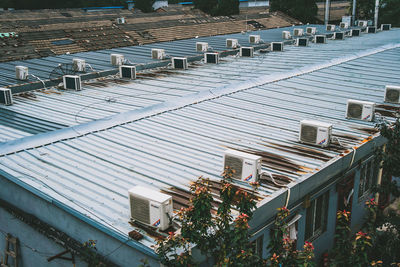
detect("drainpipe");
top-left (352, 0), bottom-right (357, 26)
top-left (324, 0), bottom-right (331, 25)
top-left (375, 145), bottom-right (386, 203)
top-left (374, 0), bottom-right (379, 27)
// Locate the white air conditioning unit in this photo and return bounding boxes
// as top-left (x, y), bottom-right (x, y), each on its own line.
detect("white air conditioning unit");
top-left (172, 57), bottom-right (188, 69)
top-left (63, 75), bottom-right (81, 91)
top-left (384, 85), bottom-right (400, 104)
top-left (381, 24), bottom-right (391, 31)
top-left (116, 17), bottom-right (125, 24)
top-left (334, 32), bottom-right (344, 40)
top-left (340, 22), bottom-right (349, 29)
top-left (271, 42), bottom-right (283, 51)
top-left (346, 100), bottom-right (375, 121)
top-left (15, 66), bottom-right (28, 80)
top-left (151, 48), bottom-right (165, 60)
top-left (314, 35), bottom-right (326, 44)
top-left (128, 186), bottom-right (173, 231)
top-left (306, 27), bottom-right (316, 35)
top-left (293, 28), bottom-right (304, 36)
top-left (196, 42), bottom-right (209, 52)
top-left (326, 24), bottom-right (336, 31)
top-left (223, 149), bottom-right (262, 182)
top-left (249, 35), bottom-right (261, 44)
top-left (226, 38), bottom-right (239, 48)
top-left (73, 58), bottom-right (86, 72)
top-left (351, 29), bottom-right (361, 37)
top-left (358, 20), bottom-right (368, 27)
top-left (240, 47), bottom-right (254, 57)
top-left (282, 31), bottom-right (291, 39)
top-left (299, 120), bottom-right (332, 147)
top-left (111, 54), bottom-right (124, 66)
top-left (367, 26), bottom-right (376, 33)
top-left (119, 65), bottom-right (136, 79)
top-left (0, 87), bottom-right (13, 106)
top-left (204, 52), bottom-right (219, 64)
top-left (296, 38), bottom-right (308, 47)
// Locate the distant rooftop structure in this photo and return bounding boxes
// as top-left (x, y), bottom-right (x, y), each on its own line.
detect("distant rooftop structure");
top-left (0, 7), bottom-right (299, 63)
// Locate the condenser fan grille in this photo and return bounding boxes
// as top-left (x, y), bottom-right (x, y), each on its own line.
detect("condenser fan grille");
top-left (224, 155), bottom-right (243, 179)
top-left (386, 89), bottom-right (400, 103)
top-left (301, 125), bottom-right (317, 143)
top-left (130, 196), bottom-right (150, 224)
top-left (348, 103), bottom-right (363, 119)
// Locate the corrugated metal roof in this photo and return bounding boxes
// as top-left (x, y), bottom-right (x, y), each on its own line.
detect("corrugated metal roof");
top-left (0, 27), bottom-right (399, 248)
top-left (0, 24), bottom-right (343, 88)
top-left (1, 26), bottom-right (398, 143)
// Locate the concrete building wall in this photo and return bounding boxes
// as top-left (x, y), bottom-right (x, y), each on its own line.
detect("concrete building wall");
top-left (0, 174), bottom-right (159, 267)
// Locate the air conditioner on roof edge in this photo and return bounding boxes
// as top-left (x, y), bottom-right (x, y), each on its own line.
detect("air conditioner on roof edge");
top-left (223, 149), bottom-right (262, 182)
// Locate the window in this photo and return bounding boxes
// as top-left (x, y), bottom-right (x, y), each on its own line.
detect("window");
top-left (305, 191), bottom-right (329, 241)
top-left (358, 159), bottom-right (378, 199)
top-left (251, 235), bottom-right (264, 257)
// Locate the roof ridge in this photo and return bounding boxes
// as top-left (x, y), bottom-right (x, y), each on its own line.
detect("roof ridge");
top-left (1, 42), bottom-right (399, 156)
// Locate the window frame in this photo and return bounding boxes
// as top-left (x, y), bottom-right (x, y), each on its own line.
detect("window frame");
top-left (305, 191), bottom-right (329, 241)
top-left (358, 157), bottom-right (379, 201)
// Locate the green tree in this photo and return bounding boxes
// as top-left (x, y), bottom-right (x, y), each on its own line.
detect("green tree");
top-left (193, 0), bottom-right (218, 15)
top-left (270, 0), bottom-right (318, 23)
top-left (214, 0), bottom-right (239, 16)
top-left (379, 0), bottom-right (400, 26)
top-left (156, 173), bottom-right (260, 266)
top-left (134, 0), bottom-right (154, 12)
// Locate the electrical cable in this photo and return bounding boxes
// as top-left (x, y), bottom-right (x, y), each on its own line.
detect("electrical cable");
top-left (29, 74), bottom-right (46, 89)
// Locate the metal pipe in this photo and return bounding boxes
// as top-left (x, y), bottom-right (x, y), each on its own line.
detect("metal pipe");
top-left (352, 0), bottom-right (357, 26)
top-left (374, 0), bottom-right (380, 27)
top-left (324, 0), bottom-right (331, 25)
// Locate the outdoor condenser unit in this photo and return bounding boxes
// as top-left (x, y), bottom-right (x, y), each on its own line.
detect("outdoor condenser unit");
top-left (196, 42), bottom-right (209, 52)
top-left (358, 20), bottom-right (368, 27)
top-left (293, 28), bottom-right (304, 36)
top-left (226, 39), bottom-right (239, 48)
top-left (367, 26), bottom-right (376, 33)
top-left (151, 48), bottom-right (166, 60)
top-left (249, 35), bottom-right (261, 44)
top-left (315, 35), bottom-right (326, 44)
top-left (296, 38), bottom-right (308, 47)
top-left (0, 88), bottom-right (13, 106)
top-left (73, 58), bottom-right (86, 72)
top-left (15, 66), bottom-right (28, 80)
top-left (204, 52), bottom-right (219, 64)
top-left (172, 57), bottom-right (188, 69)
top-left (271, 42), bottom-right (283, 51)
top-left (334, 32), bottom-right (344, 40)
top-left (223, 149), bottom-right (262, 182)
top-left (111, 54), bottom-right (124, 66)
top-left (346, 99), bottom-right (375, 121)
top-left (381, 24), bottom-right (391, 31)
top-left (240, 47), bottom-right (254, 57)
top-left (351, 29), bottom-right (361, 37)
top-left (116, 17), bottom-right (125, 24)
top-left (306, 27), bottom-right (316, 35)
top-left (326, 24), bottom-right (336, 31)
top-left (299, 120), bottom-right (332, 147)
top-left (282, 31), bottom-right (291, 39)
top-left (119, 65), bottom-right (136, 79)
top-left (384, 85), bottom-right (400, 104)
top-left (340, 22), bottom-right (349, 29)
top-left (63, 75), bottom-right (81, 91)
top-left (128, 186), bottom-right (173, 231)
